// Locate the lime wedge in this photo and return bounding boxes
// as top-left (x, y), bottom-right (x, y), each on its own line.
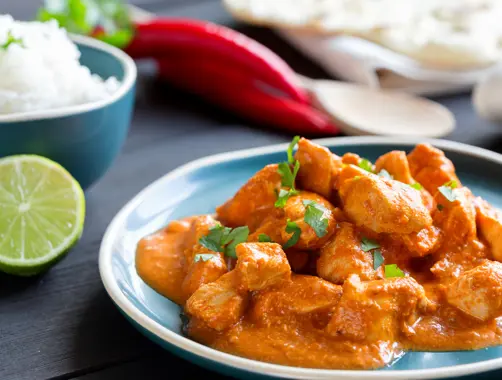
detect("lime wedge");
top-left (0, 155), bottom-right (85, 276)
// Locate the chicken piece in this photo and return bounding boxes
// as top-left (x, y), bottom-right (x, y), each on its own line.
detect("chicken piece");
top-left (185, 271), bottom-right (248, 331)
top-left (251, 274), bottom-right (342, 325)
top-left (180, 215), bottom-right (228, 297)
top-left (407, 143), bottom-right (460, 195)
top-left (317, 223), bottom-right (376, 284)
top-left (337, 165), bottom-right (432, 235)
top-left (294, 138), bottom-right (342, 200)
top-left (375, 150), bottom-right (435, 212)
top-left (394, 226), bottom-right (440, 257)
top-left (446, 260), bottom-right (502, 321)
top-left (375, 151), bottom-right (414, 184)
top-left (235, 243), bottom-right (291, 291)
top-left (216, 164), bottom-right (281, 230)
top-left (181, 254), bottom-right (228, 298)
top-left (342, 152), bottom-right (363, 166)
top-left (326, 275), bottom-right (432, 341)
top-left (433, 187), bottom-right (477, 248)
top-left (475, 197), bottom-right (502, 261)
top-left (251, 191), bottom-right (338, 250)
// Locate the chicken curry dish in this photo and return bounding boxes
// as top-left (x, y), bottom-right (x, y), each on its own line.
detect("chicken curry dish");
top-left (136, 137), bottom-right (502, 369)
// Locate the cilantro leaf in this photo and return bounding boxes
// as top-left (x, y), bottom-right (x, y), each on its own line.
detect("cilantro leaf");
top-left (437, 204), bottom-right (444, 211)
top-left (303, 200), bottom-right (329, 238)
top-left (274, 188), bottom-right (298, 208)
top-left (194, 253), bottom-right (217, 263)
top-left (258, 233), bottom-right (273, 242)
top-left (199, 224), bottom-right (226, 252)
top-left (438, 180), bottom-right (458, 202)
top-left (37, 0), bottom-right (134, 48)
top-left (377, 169), bottom-right (393, 180)
top-left (358, 158), bottom-right (374, 173)
top-left (410, 182), bottom-right (423, 190)
top-left (278, 162), bottom-right (295, 188)
top-left (283, 219), bottom-right (301, 249)
top-left (287, 136), bottom-right (300, 164)
top-left (361, 237), bottom-right (380, 252)
top-left (1, 31), bottom-right (24, 49)
top-left (199, 224), bottom-right (248, 258)
top-left (385, 264), bottom-right (405, 278)
top-left (224, 226), bottom-right (249, 258)
top-left (373, 250), bottom-right (384, 270)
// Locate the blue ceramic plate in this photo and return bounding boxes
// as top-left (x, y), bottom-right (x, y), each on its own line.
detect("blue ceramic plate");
top-left (99, 137), bottom-right (502, 379)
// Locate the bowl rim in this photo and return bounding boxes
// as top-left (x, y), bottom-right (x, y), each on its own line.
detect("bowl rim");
top-left (0, 33), bottom-right (137, 123)
top-left (99, 136), bottom-right (502, 380)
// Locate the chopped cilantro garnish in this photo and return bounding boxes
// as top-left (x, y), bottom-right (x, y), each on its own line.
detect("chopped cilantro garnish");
top-left (37, 0), bottom-right (134, 48)
top-left (303, 200), bottom-right (329, 238)
top-left (275, 188), bottom-right (298, 208)
top-left (258, 233), bottom-right (273, 243)
top-left (193, 253), bottom-right (217, 263)
top-left (276, 137), bottom-right (302, 209)
top-left (1, 31), bottom-right (24, 49)
top-left (199, 224), bottom-right (249, 258)
top-left (283, 219), bottom-right (301, 249)
top-left (358, 158), bottom-right (374, 173)
top-left (287, 136), bottom-right (300, 164)
top-left (224, 226), bottom-right (249, 258)
top-left (437, 204), bottom-right (444, 211)
top-left (385, 264), bottom-right (405, 278)
top-left (377, 169), bottom-right (393, 180)
top-left (373, 250), bottom-right (384, 270)
top-left (410, 182), bottom-right (423, 190)
top-left (361, 237), bottom-right (380, 252)
top-left (438, 180), bottom-right (458, 202)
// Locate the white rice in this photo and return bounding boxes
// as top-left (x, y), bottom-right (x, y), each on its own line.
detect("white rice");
top-left (0, 15), bottom-right (120, 115)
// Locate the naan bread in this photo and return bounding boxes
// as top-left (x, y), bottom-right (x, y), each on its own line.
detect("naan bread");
top-left (223, 0), bottom-right (502, 69)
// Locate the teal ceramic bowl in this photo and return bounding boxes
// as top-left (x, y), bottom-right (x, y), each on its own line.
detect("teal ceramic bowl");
top-left (100, 137), bottom-right (502, 379)
top-left (0, 34), bottom-right (137, 190)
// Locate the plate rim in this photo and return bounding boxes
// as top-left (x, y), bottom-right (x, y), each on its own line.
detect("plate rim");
top-left (99, 136), bottom-right (502, 380)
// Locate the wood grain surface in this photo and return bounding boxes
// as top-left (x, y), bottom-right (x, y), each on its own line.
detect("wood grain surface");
top-left (1, 1), bottom-right (502, 379)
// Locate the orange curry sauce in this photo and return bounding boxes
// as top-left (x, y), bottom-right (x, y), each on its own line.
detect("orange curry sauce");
top-left (136, 138), bottom-right (502, 369)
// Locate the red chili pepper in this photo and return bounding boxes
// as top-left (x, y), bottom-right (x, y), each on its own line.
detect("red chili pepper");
top-left (126, 19), bottom-right (309, 105)
top-left (157, 59), bottom-right (338, 135)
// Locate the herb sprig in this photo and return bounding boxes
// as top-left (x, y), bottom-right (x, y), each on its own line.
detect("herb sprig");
top-left (199, 224), bottom-right (249, 258)
top-left (438, 180), bottom-right (458, 202)
top-left (358, 158), bottom-right (374, 173)
top-left (275, 136), bottom-right (301, 208)
top-left (37, 0), bottom-right (134, 48)
top-left (384, 264), bottom-right (405, 278)
top-left (283, 219), bottom-right (301, 249)
top-left (303, 200), bottom-right (329, 238)
top-left (1, 31), bottom-right (24, 50)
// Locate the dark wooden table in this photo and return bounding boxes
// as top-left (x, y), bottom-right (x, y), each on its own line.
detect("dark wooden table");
top-left (2, 1), bottom-right (502, 379)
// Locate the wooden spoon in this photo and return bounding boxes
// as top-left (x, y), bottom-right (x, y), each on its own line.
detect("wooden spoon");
top-left (300, 76), bottom-right (455, 137)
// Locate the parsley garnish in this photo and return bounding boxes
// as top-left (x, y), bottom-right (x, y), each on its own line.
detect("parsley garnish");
top-left (358, 158), bottom-right (374, 173)
top-left (199, 224), bottom-right (249, 258)
top-left (384, 264), bottom-right (405, 278)
top-left (377, 169), bottom-right (393, 180)
top-left (361, 237), bottom-right (380, 252)
top-left (193, 253), bottom-right (217, 263)
top-left (410, 182), bottom-right (423, 190)
top-left (287, 135), bottom-right (300, 164)
top-left (258, 233), bottom-right (273, 242)
top-left (1, 31), bottom-right (24, 49)
top-left (438, 180), bottom-right (458, 202)
top-left (275, 137), bottom-right (301, 208)
top-left (373, 250), bottom-right (384, 270)
top-left (283, 219), bottom-right (301, 249)
top-left (437, 204), bottom-right (444, 211)
top-left (303, 200), bottom-right (329, 238)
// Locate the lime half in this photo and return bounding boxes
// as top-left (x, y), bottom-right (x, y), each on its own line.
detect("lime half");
top-left (0, 155), bottom-right (85, 276)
